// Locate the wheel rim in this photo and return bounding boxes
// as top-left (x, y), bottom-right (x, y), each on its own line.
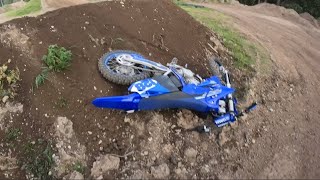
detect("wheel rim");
top-left (104, 53), bottom-right (145, 76)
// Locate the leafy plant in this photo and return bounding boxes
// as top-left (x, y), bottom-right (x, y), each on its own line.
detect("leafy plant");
top-left (35, 45), bottom-right (72, 88)
top-left (35, 68), bottom-right (49, 88)
top-left (21, 140), bottom-right (54, 180)
top-left (0, 61), bottom-right (20, 99)
top-left (42, 45), bottom-right (72, 72)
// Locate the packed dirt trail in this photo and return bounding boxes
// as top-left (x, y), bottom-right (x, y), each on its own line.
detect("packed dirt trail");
top-left (197, 2), bottom-right (320, 179)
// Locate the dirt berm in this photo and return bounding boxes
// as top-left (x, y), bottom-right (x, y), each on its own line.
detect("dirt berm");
top-left (0, 0), bottom-right (242, 179)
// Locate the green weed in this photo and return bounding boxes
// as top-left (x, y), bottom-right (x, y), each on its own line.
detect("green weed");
top-left (21, 140), bottom-right (54, 180)
top-left (5, 128), bottom-right (21, 141)
top-left (42, 45), bottom-right (72, 72)
top-left (35, 68), bottom-right (49, 88)
top-left (35, 45), bottom-right (72, 88)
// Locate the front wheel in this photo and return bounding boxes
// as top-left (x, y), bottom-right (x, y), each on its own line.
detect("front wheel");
top-left (208, 56), bottom-right (222, 78)
top-left (98, 50), bottom-right (152, 85)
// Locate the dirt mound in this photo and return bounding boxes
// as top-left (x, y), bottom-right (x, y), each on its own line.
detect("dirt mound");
top-left (252, 3), bottom-right (319, 29)
top-left (300, 12), bottom-right (320, 28)
top-left (0, 0), bottom-right (229, 179)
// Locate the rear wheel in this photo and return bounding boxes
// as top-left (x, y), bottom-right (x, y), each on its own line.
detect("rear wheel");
top-left (208, 56), bottom-right (222, 78)
top-left (98, 50), bottom-right (152, 85)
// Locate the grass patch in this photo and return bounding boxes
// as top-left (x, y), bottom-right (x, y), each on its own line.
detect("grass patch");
top-left (6, 0), bottom-right (41, 17)
top-left (20, 139), bottom-right (54, 180)
top-left (35, 68), bottom-right (49, 88)
top-left (35, 45), bottom-right (72, 88)
top-left (176, 3), bottom-right (256, 71)
top-left (5, 127), bottom-right (21, 141)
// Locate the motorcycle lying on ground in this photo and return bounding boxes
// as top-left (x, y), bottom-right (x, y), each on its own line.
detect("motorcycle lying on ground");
top-left (92, 50), bottom-right (257, 132)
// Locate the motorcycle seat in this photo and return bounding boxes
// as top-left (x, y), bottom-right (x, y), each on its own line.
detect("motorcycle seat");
top-left (152, 75), bottom-right (182, 92)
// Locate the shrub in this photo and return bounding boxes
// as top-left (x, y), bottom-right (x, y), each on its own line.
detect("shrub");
top-left (42, 45), bottom-right (72, 72)
top-left (0, 61), bottom-right (20, 99)
top-left (35, 45), bottom-right (72, 88)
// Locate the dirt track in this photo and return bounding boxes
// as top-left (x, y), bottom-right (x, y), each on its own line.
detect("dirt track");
top-left (199, 2), bottom-right (320, 179)
top-left (1, 0), bottom-right (320, 179)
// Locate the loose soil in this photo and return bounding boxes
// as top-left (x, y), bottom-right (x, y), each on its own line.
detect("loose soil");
top-left (1, 0), bottom-right (320, 179)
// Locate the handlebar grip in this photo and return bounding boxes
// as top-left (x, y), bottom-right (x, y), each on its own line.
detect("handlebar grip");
top-left (245, 102), bottom-right (258, 113)
top-left (215, 59), bottom-right (222, 67)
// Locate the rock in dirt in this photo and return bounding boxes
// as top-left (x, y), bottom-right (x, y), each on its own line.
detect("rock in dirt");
top-left (2, 96), bottom-right (9, 103)
top-left (53, 117), bottom-right (87, 177)
top-left (90, 154), bottom-right (120, 178)
top-left (150, 163), bottom-right (170, 179)
top-left (0, 155), bottom-right (17, 171)
top-left (65, 171), bottom-right (84, 180)
top-left (0, 102), bottom-right (23, 130)
top-left (177, 109), bottom-right (201, 129)
top-left (175, 167), bottom-right (188, 179)
top-left (184, 147), bottom-right (198, 162)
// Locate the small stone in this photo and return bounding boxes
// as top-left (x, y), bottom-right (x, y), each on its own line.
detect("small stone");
top-left (68, 145), bottom-right (71, 149)
top-left (98, 140), bottom-right (102, 144)
top-left (94, 86), bottom-right (97, 91)
top-left (124, 117), bottom-right (130, 123)
top-left (69, 171), bottom-right (84, 180)
top-left (151, 163), bottom-right (170, 179)
top-left (91, 155), bottom-right (120, 178)
top-left (88, 131), bottom-right (93, 135)
top-left (142, 151), bottom-right (149, 156)
top-left (99, 147), bottom-right (104, 151)
top-left (252, 139), bottom-right (256, 144)
top-left (148, 137), bottom-right (153, 141)
top-left (269, 108), bottom-right (274, 112)
top-left (85, 21), bottom-right (90, 25)
top-left (2, 96), bottom-right (9, 103)
top-left (184, 148), bottom-right (197, 162)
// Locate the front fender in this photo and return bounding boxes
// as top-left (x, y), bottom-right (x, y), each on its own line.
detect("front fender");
top-left (92, 93), bottom-right (141, 111)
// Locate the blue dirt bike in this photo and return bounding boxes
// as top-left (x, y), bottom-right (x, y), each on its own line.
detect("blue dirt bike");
top-left (92, 50), bottom-right (256, 130)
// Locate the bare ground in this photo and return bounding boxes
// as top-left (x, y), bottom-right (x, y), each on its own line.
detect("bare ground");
top-left (0, 0), bottom-right (320, 179)
top-left (197, 2), bottom-right (320, 178)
